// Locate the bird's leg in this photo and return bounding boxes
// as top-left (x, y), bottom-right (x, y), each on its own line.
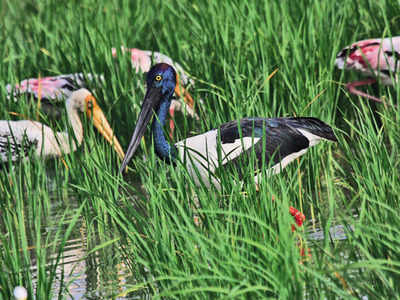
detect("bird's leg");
top-left (168, 98), bottom-right (200, 139)
top-left (346, 78), bottom-right (385, 104)
top-left (170, 99), bottom-right (200, 121)
top-left (296, 237), bottom-right (312, 260)
top-left (193, 215), bottom-right (202, 227)
top-left (179, 101), bottom-right (199, 121)
top-left (191, 191), bottom-right (202, 227)
top-left (169, 106), bottom-right (175, 139)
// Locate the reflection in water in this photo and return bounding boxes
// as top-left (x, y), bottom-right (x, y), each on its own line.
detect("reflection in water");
top-left (7, 169), bottom-right (355, 299)
top-left (25, 198), bottom-right (143, 299)
top-left (45, 205), bottom-right (353, 298)
top-left (308, 224), bottom-right (354, 241)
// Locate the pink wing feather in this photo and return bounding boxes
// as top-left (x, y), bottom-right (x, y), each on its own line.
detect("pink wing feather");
top-left (111, 46), bottom-right (193, 85)
top-left (335, 36), bottom-right (400, 85)
top-left (7, 47), bottom-right (193, 101)
top-left (6, 73), bottom-right (103, 102)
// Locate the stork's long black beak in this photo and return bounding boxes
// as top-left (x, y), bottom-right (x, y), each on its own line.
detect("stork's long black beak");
top-left (119, 87), bottom-right (162, 173)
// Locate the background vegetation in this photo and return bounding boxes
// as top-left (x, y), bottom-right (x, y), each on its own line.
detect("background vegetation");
top-left (1, 0), bottom-right (400, 298)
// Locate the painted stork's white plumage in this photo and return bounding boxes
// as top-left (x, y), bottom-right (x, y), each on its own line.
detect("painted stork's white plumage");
top-left (335, 36), bottom-right (400, 104)
top-left (0, 89), bottom-right (125, 163)
top-left (119, 64), bottom-right (337, 227)
top-left (5, 47), bottom-right (198, 136)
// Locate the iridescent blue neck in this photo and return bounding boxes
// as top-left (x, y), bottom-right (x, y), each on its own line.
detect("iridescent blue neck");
top-left (151, 98), bottom-right (177, 163)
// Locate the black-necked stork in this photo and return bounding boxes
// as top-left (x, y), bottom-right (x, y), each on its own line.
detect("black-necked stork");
top-left (336, 36), bottom-right (400, 104)
top-left (119, 63), bottom-right (337, 228)
top-left (6, 47), bottom-right (198, 136)
top-left (0, 89), bottom-right (125, 163)
top-left (119, 63), bottom-right (337, 182)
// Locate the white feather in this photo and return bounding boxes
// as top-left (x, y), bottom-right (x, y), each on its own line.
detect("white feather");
top-left (0, 89), bottom-right (91, 163)
top-left (175, 127), bottom-right (330, 188)
top-left (175, 129), bottom-right (260, 187)
top-left (297, 129), bottom-right (326, 146)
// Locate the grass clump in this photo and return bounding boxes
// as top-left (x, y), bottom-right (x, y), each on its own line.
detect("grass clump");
top-left (1, 0), bottom-right (400, 298)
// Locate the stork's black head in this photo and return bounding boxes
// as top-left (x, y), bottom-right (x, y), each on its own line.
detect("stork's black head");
top-left (119, 63), bottom-right (177, 172)
top-left (146, 63), bottom-right (177, 98)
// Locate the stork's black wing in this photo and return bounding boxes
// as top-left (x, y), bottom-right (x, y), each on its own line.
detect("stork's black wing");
top-left (217, 117), bottom-right (336, 177)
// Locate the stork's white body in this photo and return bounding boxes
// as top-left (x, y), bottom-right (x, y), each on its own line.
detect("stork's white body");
top-left (175, 126), bottom-right (330, 189)
top-left (0, 89), bottom-right (125, 164)
top-left (0, 98), bottom-right (82, 162)
top-left (0, 120), bottom-right (81, 162)
top-left (175, 129), bottom-right (261, 187)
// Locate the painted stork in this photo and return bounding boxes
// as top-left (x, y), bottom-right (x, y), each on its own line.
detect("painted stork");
top-left (0, 89), bottom-right (125, 163)
top-left (335, 36), bottom-right (400, 104)
top-left (119, 63), bottom-right (337, 227)
top-left (5, 47), bottom-right (198, 136)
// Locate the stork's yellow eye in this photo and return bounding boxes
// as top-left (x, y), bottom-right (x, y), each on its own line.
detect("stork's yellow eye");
top-left (155, 75), bottom-right (162, 81)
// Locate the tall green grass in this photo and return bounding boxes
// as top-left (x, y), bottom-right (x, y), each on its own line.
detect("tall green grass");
top-left (1, 0), bottom-right (400, 298)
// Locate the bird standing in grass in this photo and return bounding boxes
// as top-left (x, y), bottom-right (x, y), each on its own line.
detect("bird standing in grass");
top-left (0, 89), bottom-right (125, 164)
top-left (336, 36), bottom-right (400, 104)
top-left (119, 63), bottom-right (337, 227)
top-left (5, 47), bottom-right (198, 136)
